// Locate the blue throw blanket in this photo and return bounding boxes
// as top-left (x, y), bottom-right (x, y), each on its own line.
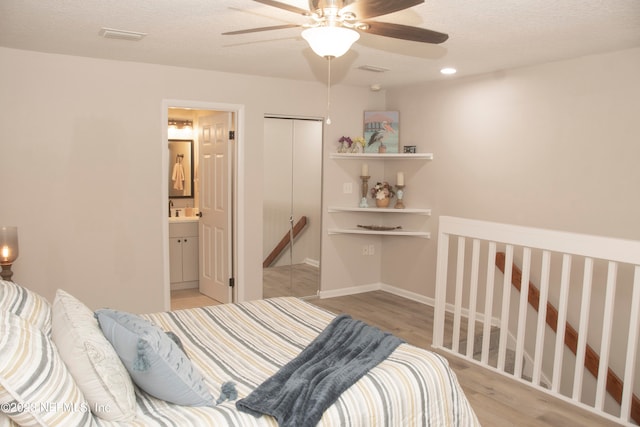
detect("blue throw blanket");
top-left (236, 314), bottom-right (404, 427)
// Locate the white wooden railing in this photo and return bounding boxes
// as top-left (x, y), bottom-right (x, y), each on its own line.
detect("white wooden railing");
top-left (433, 216), bottom-right (640, 425)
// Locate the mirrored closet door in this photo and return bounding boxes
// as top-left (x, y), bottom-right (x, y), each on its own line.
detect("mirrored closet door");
top-left (262, 116), bottom-right (323, 298)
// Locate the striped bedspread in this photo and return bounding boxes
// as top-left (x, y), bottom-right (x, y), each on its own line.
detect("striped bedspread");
top-left (95, 297), bottom-right (480, 426)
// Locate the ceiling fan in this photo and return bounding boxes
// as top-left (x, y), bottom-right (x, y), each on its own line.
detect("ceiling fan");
top-left (223, 0), bottom-right (448, 58)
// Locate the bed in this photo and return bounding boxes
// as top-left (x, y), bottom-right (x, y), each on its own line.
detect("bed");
top-left (0, 280), bottom-right (479, 426)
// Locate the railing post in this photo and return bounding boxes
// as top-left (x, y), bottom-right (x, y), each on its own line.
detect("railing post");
top-left (595, 261), bottom-right (618, 410)
top-left (621, 266), bottom-right (640, 423)
top-left (572, 257), bottom-right (593, 401)
top-left (532, 250), bottom-right (551, 386)
top-left (452, 237), bottom-right (466, 353)
top-left (551, 254), bottom-right (572, 392)
top-left (465, 239), bottom-right (481, 358)
top-left (433, 228), bottom-right (450, 349)
top-left (497, 246), bottom-right (513, 372)
top-left (480, 242), bottom-right (497, 364)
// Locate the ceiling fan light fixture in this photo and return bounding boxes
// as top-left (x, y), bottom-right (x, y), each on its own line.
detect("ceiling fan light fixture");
top-left (301, 26), bottom-right (360, 58)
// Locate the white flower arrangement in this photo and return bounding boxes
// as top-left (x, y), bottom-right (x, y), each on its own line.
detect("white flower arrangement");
top-left (370, 181), bottom-right (395, 200)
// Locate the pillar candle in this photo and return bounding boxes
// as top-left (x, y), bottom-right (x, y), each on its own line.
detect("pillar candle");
top-left (397, 172), bottom-right (404, 185)
top-left (0, 226), bottom-right (18, 263)
top-left (361, 163), bottom-right (368, 176)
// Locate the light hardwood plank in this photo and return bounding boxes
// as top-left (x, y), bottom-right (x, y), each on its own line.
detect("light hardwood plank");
top-left (263, 263), bottom-right (319, 298)
top-left (170, 288), bottom-right (220, 310)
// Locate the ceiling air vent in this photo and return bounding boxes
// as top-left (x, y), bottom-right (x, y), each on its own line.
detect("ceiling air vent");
top-left (99, 27), bottom-right (147, 41)
top-left (357, 65), bottom-right (390, 73)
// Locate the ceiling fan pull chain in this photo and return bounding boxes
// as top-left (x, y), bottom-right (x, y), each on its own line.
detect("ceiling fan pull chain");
top-left (326, 56), bottom-right (332, 125)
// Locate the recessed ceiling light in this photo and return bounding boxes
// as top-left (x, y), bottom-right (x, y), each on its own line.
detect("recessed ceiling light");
top-left (440, 67), bottom-right (457, 75)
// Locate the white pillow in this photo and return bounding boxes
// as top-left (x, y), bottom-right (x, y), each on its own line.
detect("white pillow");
top-left (52, 289), bottom-right (137, 421)
top-left (0, 311), bottom-right (93, 427)
top-left (0, 413), bottom-right (18, 427)
top-left (0, 280), bottom-right (51, 336)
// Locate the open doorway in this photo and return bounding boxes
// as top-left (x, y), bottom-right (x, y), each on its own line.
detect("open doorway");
top-left (162, 100), bottom-right (242, 310)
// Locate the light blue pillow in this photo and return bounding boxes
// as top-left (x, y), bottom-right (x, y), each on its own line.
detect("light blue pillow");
top-left (95, 308), bottom-right (213, 407)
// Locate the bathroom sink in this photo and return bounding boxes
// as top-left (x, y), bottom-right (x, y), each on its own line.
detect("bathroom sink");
top-left (169, 216), bottom-right (199, 223)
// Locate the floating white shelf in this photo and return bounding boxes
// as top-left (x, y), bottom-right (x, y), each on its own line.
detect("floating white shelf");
top-left (328, 151), bottom-right (432, 239)
top-left (328, 206), bottom-right (431, 215)
top-left (329, 153), bottom-right (433, 160)
top-left (328, 228), bottom-right (431, 238)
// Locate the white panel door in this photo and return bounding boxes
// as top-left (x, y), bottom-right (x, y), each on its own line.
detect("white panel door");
top-left (199, 112), bottom-right (232, 303)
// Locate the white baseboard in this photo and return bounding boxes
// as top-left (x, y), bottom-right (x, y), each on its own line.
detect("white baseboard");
top-left (380, 283), bottom-right (435, 306)
top-left (318, 282), bottom-right (433, 305)
top-left (170, 281), bottom-right (199, 291)
top-left (304, 258), bottom-right (319, 268)
top-left (319, 282), bottom-right (501, 327)
top-left (318, 283), bottom-right (382, 299)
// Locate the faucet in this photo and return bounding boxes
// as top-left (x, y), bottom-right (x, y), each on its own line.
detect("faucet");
top-left (168, 200), bottom-right (174, 217)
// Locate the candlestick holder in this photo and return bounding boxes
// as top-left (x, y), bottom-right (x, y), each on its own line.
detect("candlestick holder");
top-left (359, 176), bottom-right (370, 208)
top-left (0, 264), bottom-right (13, 282)
top-left (394, 185), bottom-right (405, 209)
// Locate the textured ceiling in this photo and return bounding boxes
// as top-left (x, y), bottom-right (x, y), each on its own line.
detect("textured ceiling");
top-left (1, 0), bottom-right (639, 89)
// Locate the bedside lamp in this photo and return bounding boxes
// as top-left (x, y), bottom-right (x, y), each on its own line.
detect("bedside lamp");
top-left (0, 226), bottom-right (19, 282)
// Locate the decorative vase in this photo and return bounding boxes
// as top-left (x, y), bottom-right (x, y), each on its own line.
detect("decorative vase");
top-left (378, 144), bottom-right (387, 153)
top-left (376, 197), bottom-right (390, 208)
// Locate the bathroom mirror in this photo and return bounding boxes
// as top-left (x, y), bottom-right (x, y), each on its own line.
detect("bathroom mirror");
top-left (168, 139), bottom-right (194, 198)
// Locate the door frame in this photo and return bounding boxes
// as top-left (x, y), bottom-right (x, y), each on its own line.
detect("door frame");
top-left (161, 99), bottom-right (245, 310)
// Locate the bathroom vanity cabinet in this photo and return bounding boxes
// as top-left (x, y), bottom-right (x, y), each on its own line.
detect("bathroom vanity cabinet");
top-left (169, 220), bottom-right (199, 290)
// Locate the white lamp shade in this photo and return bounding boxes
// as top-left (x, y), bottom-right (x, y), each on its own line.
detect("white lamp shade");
top-left (301, 26), bottom-right (360, 58)
top-left (0, 226), bottom-right (18, 264)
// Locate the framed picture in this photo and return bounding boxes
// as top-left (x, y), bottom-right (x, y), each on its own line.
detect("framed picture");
top-left (364, 111), bottom-right (399, 153)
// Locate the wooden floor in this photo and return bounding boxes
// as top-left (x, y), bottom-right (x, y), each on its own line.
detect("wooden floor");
top-left (170, 288), bottom-right (219, 310)
top-left (170, 262), bottom-right (320, 309)
top-left (263, 263), bottom-right (319, 299)
top-left (171, 289), bottom-right (618, 426)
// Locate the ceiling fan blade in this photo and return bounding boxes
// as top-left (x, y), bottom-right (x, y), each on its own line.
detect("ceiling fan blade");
top-left (222, 24), bottom-right (302, 36)
top-left (342, 0), bottom-right (424, 20)
top-left (361, 21), bottom-right (448, 44)
top-left (253, 0), bottom-right (310, 16)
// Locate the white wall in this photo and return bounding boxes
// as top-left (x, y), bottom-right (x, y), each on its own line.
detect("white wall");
top-left (382, 47), bottom-right (640, 298)
top-left (0, 47), bottom-right (384, 312)
top-left (4, 45), bottom-right (636, 314)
